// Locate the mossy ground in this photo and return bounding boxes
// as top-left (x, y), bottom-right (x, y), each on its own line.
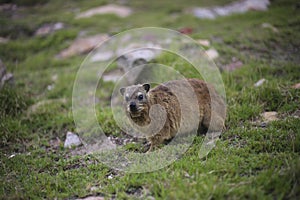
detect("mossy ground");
top-left (0, 0), bottom-right (300, 199)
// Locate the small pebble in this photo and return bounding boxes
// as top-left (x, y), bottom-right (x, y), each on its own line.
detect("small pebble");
top-left (64, 131), bottom-right (82, 148)
top-left (254, 78), bottom-right (266, 87)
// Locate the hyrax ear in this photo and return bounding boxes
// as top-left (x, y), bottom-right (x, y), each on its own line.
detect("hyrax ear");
top-left (143, 83), bottom-right (150, 93)
top-left (119, 87), bottom-right (126, 96)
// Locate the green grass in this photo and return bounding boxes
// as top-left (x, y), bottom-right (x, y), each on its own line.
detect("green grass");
top-left (1, 0), bottom-right (300, 199)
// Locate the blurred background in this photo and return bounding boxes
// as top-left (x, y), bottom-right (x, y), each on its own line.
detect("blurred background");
top-left (0, 0), bottom-right (299, 199)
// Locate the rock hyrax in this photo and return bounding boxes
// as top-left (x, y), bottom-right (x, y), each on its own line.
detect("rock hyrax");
top-left (120, 78), bottom-right (226, 151)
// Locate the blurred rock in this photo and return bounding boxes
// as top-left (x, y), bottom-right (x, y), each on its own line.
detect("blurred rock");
top-left (51, 74), bottom-right (58, 82)
top-left (189, 0), bottom-right (270, 19)
top-left (47, 84), bottom-right (54, 91)
top-left (0, 59), bottom-right (14, 89)
top-left (116, 43), bottom-right (161, 72)
top-left (261, 111), bottom-right (278, 122)
top-left (197, 39), bottom-right (210, 47)
top-left (0, 37), bottom-right (9, 44)
top-left (205, 48), bottom-right (219, 59)
top-left (192, 8), bottom-right (216, 19)
top-left (118, 49), bottom-right (153, 70)
top-left (0, 61), bottom-right (6, 79)
top-left (90, 51), bottom-right (114, 62)
top-left (107, 174), bottom-right (113, 179)
top-left (222, 58), bottom-right (243, 71)
top-left (292, 83), bottom-right (300, 89)
top-left (76, 4), bottom-right (132, 19)
top-left (64, 131), bottom-right (82, 148)
top-left (1, 73), bottom-right (14, 85)
top-left (0, 3), bottom-right (17, 12)
top-left (35, 22), bottom-right (65, 36)
top-left (254, 78), bottom-right (266, 87)
top-left (261, 23), bottom-right (279, 33)
top-left (56, 34), bottom-right (109, 59)
top-left (102, 68), bottom-right (123, 82)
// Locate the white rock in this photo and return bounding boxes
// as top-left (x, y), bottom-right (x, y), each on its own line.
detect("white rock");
top-left (90, 51), bottom-right (114, 62)
top-left (8, 154), bottom-right (16, 158)
top-left (261, 111), bottom-right (278, 122)
top-left (292, 83), bottom-right (300, 89)
top-left (56, 34), bottom-right (109, 59)
top-left (76, 4), bottom-right (132, 19)
top-left (107, 174), bottom-right (113, 179)
top-left (116, 44), bottom-right (161, 72)
top-left (262, 23), bottom-right (279, 33)
top-left (64, 131), bottom-right (82, 148)
top-left (53, 22), bottom-right (64, 30)
top-left (193, 8), bottom-right (216, 19)
top-left (190, 0), bottom-right (270, 19)
top-left (51, 74), bottom-right (58, 81)
top-left (222, 59), bottom-right (243, 71)
top-left (0, 59), bottom-right (14, 89)
top-left (102, 69), bottom-right (123, 82)
top-left (35, 22), bottom-right (65, 36)
top-left (47, 84), bottom-right (54, 91)
top-left (205, 48), bottom-right (219, 60)
top-left (1, 73), bottom-right (14, 85)
top-left (254, 78), bottom-right (266, 87)
top-left (197, 39), bottom-right (210, 47)
top-left (0, 37), bottom-right (9, 44)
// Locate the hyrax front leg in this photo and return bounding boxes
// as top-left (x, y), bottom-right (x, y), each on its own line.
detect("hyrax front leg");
top-left (147, 134), bottom-right (166, 152)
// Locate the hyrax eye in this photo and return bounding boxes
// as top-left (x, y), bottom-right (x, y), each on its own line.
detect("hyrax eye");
top-left (138, 94), bottom-right (143, 100)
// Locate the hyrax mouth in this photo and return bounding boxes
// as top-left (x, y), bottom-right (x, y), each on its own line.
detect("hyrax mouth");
top-left (127, 106), bottom-right (145, 117)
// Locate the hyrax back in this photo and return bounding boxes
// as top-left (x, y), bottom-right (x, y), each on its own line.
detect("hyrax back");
top-left (120, 78), bottom-right (226, 151)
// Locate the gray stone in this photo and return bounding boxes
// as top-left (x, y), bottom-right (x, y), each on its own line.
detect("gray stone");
top-left (197, 39), bottom-right (210, 47)
top-left (76, 4), bottom-right (132, 19)
top-left (261, 23), bottom-right (279, 33)
top-left (222, 58), bottom-right (243, 71)
top-left (56, 34), bottom-right (109, 59)
top-left (117, 46), bottom-right (161, 71)
top-left (292, 83), bottom-right (300, 89)
top-left (254, 78), bottom-right (266, 87)
top-left (35, 22), bottom-right (65, 36)
top-left (0, 37), bottom-right (9, 44)
top-left (261, 111), bottom-right (279, 122)
top-left (0, 60), bottom-right (6, 79)
top-left (102, 69), bottom-right (123, 82)
top-left (0, 59), bottom-right (14, 89)
top-left (205, 48), bottom-right (219, 60)
top-left (0, 3), bottom-right (17, 12)
top-left (90, 51), bottom-right (114, 62)
top-left (64, 131), bottom-right (82, 148)
top-left (190, 0), bottom-right (270, 19)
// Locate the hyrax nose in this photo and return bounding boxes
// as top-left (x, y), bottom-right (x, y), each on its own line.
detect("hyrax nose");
top-left (129, 102), bottom-right (137, 111)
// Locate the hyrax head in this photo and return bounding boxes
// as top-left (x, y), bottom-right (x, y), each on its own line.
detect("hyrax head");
top-left (120, 83), bottom-right (150, 117)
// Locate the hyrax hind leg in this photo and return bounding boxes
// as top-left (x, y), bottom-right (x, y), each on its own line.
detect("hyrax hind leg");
top-left (202, 111), bottom-right (225, 133)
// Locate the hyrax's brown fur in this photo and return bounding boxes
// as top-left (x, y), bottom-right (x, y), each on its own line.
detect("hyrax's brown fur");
top-left (120, 78), bottom-right (226, 151)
